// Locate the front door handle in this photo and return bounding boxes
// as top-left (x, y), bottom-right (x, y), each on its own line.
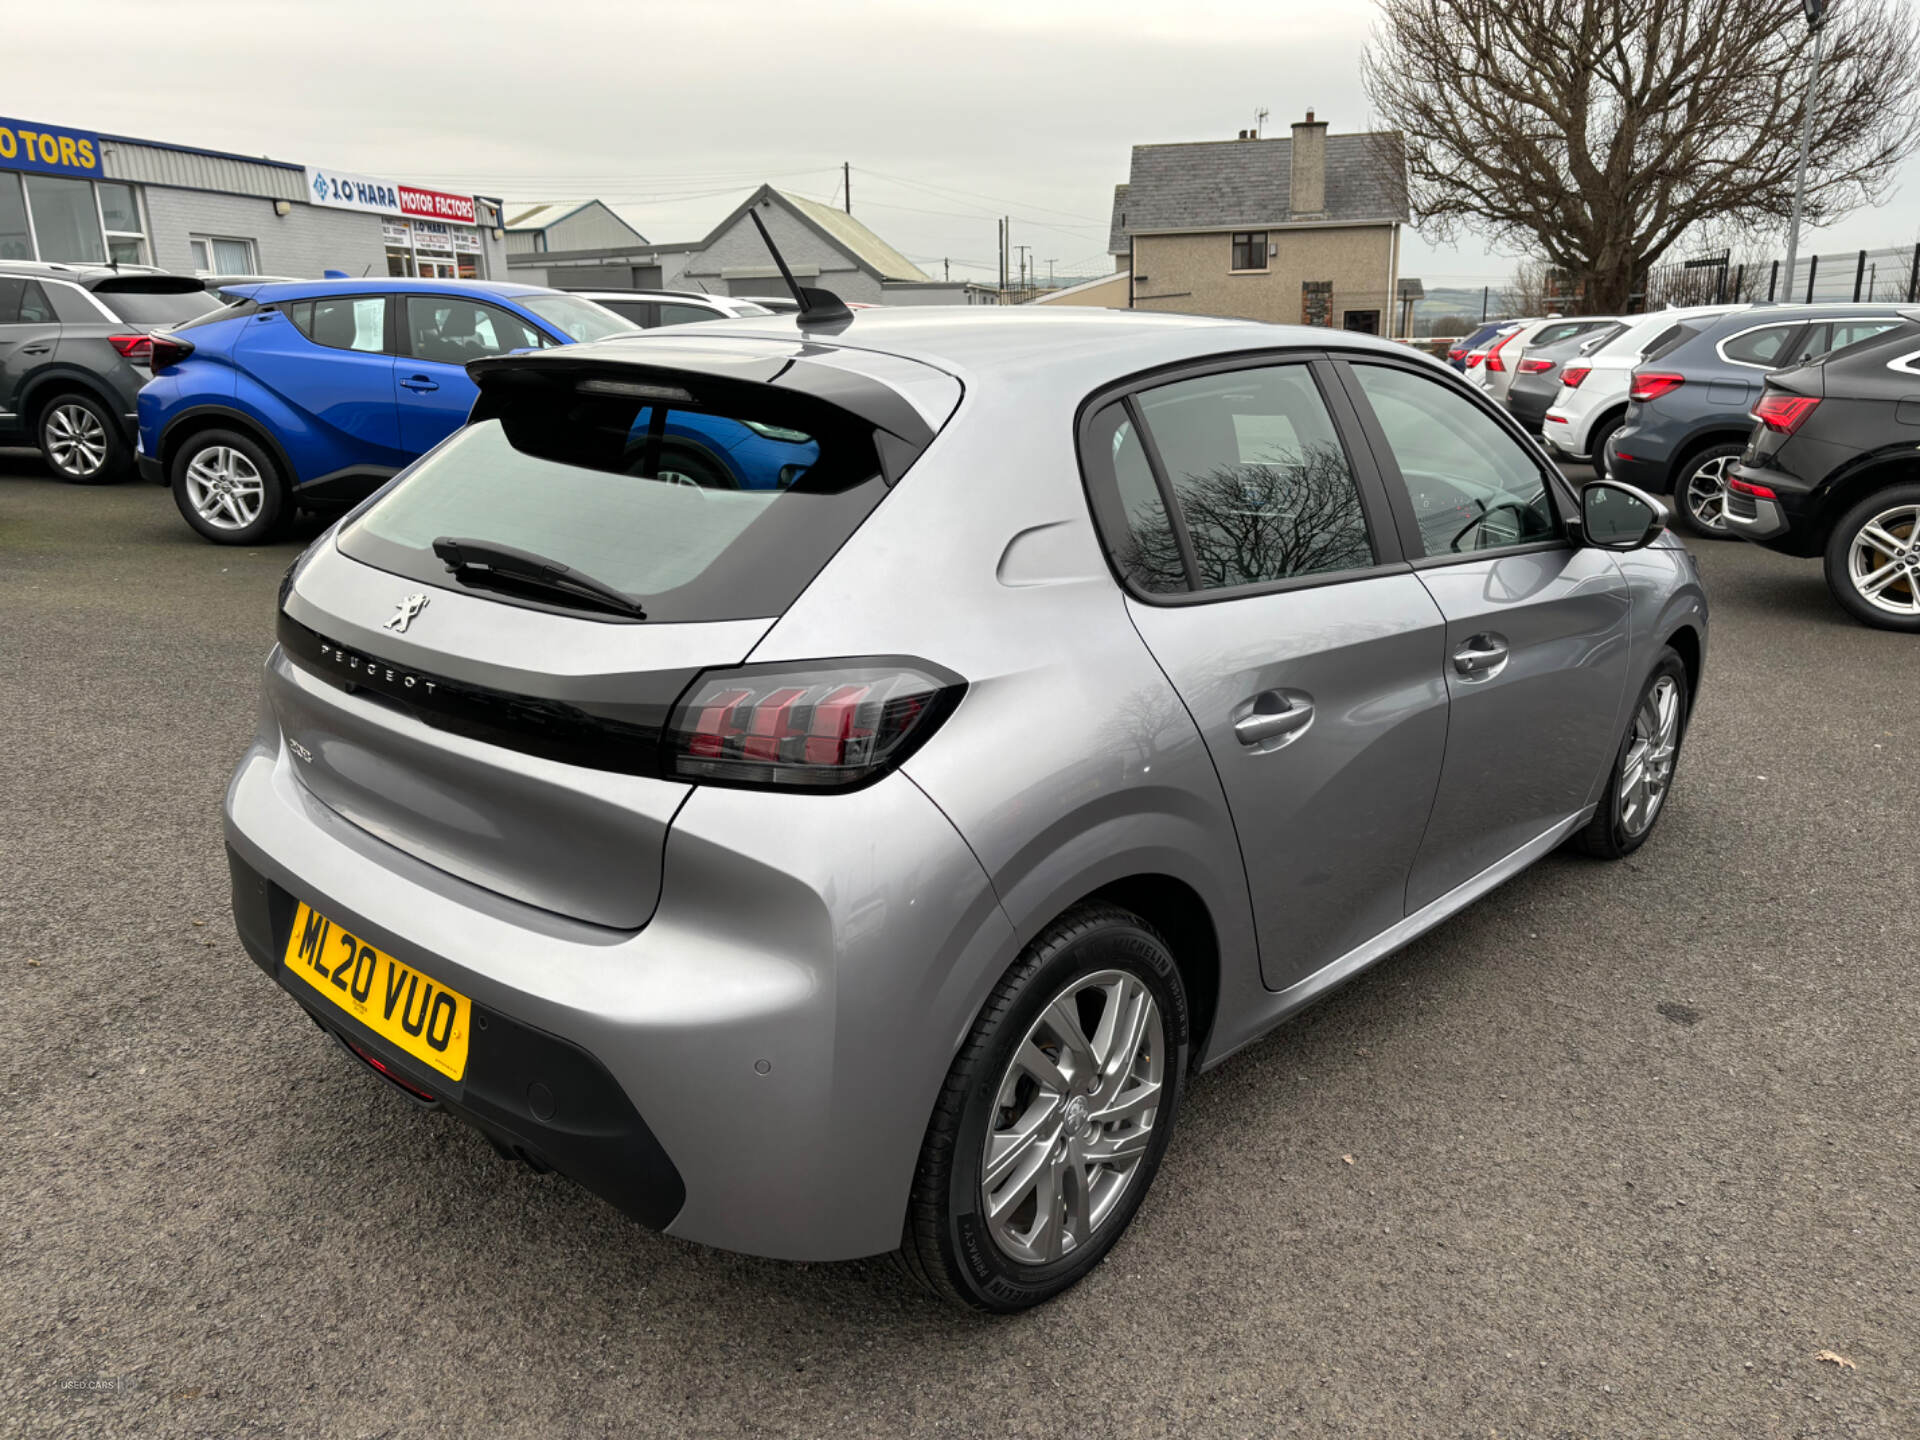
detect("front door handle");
top-left (20, 343), bottom-right (51, 355)
top-left (400, 375), bottom-right (439, 393)
top-left (1452, 634), bottom-right (1510, 678)
top-left (1234, 688), bottom-right (1315, 748)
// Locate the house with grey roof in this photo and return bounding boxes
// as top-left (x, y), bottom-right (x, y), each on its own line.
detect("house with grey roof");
top-left (504, 200), bottom-right (647, 254)
top-left (1110, 112), bottom-right (1410, 334)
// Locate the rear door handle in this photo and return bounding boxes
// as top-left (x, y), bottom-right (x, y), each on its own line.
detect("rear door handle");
top-left (20, 344), bottom-right (51, 355)
top-left (1452, 634), bottom-right (1510, 677)
top-left (400, 375), bottom-right (439, 393)
top-left (1233, 688), bottom-right (1315, 748)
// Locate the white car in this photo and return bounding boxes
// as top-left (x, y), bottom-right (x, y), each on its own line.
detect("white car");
top-left (1478, 316), bottom-right (1617, 407)
top-left (1462, 320), bottom-right (1529, 394)
top-left (1541, 304), bottom-right (1748, 464)
top-left (563, 289), bottom-right (777, 328)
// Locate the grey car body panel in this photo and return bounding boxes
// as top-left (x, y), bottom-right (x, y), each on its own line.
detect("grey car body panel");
top-left (1505, 334), bottom-right (1603, 430)
top-left (224, 308), bottom-right (1709, 1263)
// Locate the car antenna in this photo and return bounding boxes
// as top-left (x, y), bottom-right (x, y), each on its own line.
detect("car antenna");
top-left (748, 209), bottom-right (852, 326)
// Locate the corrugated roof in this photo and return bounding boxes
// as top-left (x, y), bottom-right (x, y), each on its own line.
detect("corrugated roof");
top-left (1119, 132), bottom-right (1408, 235)
top-left (505, 201), bottom-right (585, 231)
top-left (779, 190), bottom-right (930, 283)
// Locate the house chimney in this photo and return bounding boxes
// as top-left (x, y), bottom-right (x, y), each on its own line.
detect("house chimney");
top-left (1290, 109), bottom-right (1328, 216)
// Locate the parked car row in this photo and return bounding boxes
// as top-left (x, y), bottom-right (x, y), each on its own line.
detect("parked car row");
top-left (0, 259), bottom-right (829, 545)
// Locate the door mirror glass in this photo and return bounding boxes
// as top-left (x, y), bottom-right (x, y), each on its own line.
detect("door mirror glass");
top-left (1581, 480), bottom-right (1666, 550)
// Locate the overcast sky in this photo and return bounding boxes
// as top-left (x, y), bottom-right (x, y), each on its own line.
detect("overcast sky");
top-left (12, 0), bottom-right (1920, 288)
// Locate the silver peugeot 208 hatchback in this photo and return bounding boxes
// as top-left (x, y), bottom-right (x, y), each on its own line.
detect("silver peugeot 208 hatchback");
top-left (223, 308), bottom-right (1706, 1311)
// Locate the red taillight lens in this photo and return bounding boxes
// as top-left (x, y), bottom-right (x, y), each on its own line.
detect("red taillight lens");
top-left (147, 333), bottom-right (195, 374)
top-left (1750, 394), bottom-right (1820, 436)
top-left (1728, 476), bottom-right (1778, 500)
top-left (1628, 371), bottom-right (1685, 403)
top-left (108, 334), bottom-right (151, 361)
top-left (1560, 366), bottom-right (1590, 389)
top-left (667, 661), bottom-right (963, 790)
top-left (1485, 332), bottom-right (1517, 373)
top-left (1518, 358), bottom-right (1554, 374)
top-left (1466, 353), bottom-right (1485, 368)
top-left (1447, 348), bottom-right (1465, 362)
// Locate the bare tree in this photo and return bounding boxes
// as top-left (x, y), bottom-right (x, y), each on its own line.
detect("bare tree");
top-left (1501, 258), bottom-right (1559, 315)
top-left (1363, 0), bottom-right (1920, 312)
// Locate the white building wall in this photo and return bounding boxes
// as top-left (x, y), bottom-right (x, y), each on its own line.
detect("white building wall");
top-left (139, 189), bottom-right (387, 278)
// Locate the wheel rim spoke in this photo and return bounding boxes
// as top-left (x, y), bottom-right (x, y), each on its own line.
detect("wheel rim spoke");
top-left (1850, 505), bottom-right (1920, 615)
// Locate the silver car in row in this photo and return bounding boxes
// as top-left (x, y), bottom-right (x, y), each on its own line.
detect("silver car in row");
top-left (223, 308), bottom-right (1707, 1310)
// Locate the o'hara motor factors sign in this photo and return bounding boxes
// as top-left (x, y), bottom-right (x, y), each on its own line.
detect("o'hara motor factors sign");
top-left (304, 167), bottom-right (475, 225)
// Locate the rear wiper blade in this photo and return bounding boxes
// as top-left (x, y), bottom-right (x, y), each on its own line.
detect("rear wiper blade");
top-left (431, 537), bottom-right (647, 619)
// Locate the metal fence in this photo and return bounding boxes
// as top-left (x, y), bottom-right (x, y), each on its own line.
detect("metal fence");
top-left (1643, 245), bottom-right (1920, 309)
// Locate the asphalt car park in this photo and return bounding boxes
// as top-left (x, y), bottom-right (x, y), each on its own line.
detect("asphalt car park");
top-left (3, 449), bottom-right (1917, 1435)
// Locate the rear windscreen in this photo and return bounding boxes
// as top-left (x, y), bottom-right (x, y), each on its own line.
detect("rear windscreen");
top-left (97, 287), bottom-right (223, 325)
top-left (337, 376), bottom-right (890, 623)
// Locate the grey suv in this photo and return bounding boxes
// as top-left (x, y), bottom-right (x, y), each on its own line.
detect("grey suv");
top-left (223, 309), bottom-right (1707, 1310)
top-left (1608, 305), bottom-right (1910, 537)
top-left (0, 261), bottom-right (219, 482)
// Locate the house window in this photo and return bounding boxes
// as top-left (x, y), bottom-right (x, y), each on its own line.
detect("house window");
top-left (189, 235), bottom-right (258, 275)
top-left (98, 183), bottom-right (149, 265)
top-left (1301, 280), bottom-right (1333, 326)
top-left (1231, 232), bottom-right (1269, 271)
top-left (1, 173), bottom-right (149, 264)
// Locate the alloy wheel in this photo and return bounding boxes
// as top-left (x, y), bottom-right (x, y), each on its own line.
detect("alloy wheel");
top-left (1683, 454), bottom-right (1734, 533)
top-left (1619, 675), bottom-right (1681, 838)
top-left (980, 968), bottom-right (1165, 1266)
top-left (44, 403), bottom-right (109, 478)
top-left (182, 446), bottom-right (266, 531)
top-left (1845, 502), bottom-right (1920, 618)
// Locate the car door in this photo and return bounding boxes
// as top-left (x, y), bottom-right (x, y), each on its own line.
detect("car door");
top-left (1337, 357), bottom-right (1633, 911)
top-left (1085, 357), bottom-right (1452, 992)
top-left (0, 278), bottom-right (60, 433)
top-left (395, 295), bottom-right (549, 454)
top-left (238, 296), bottom-right (403, 481)
top-left (595, 297), bottom-right (658, 328)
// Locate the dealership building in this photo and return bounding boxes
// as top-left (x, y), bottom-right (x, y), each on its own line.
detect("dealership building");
top-left (0, 113), bottom-right (507, 282)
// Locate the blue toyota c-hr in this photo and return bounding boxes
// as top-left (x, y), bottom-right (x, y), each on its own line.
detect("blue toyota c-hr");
top-left (138, 279), bottom-right (822, 543)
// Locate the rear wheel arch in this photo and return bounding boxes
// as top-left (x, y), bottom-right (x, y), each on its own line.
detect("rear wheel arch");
top-left (1813, 455), bottom-right (1920, 550)
top-left (161, 408), bottom-right (297, 489)
top-left (1584, 403), bottom-right (1627, 456)
top-left (1060, 874), bottom-right (1221, 1067)
top-left (1667, 429), bottom-right (1752, 492)
top-left (18, 368), bottom-right (125, 433)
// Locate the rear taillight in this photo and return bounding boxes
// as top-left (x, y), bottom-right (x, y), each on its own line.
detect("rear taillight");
top-left (666, 661), bottom-right (964, 791)
top-left (1447, 348), bottom-right (1465, 362)
top-left (1628, 371), bottom-right (1685, 403)
top-left (1750, 393), bottom-right (1820, 436)
top-left (1466, 353), bottom-right (1485, 368)
top-left (1728, 476), bottom-right (1778, 500)
top-left (1561, 366), bottom-right (1591, 389)
top-left (108, 334), bottom-right (151, 362)
top-left (1518, 358), bottom-right (1554, 374)
top-left (148, 333), bottom-right (195, 374)
top-left (1485, 332), bottom-right (1517, 373)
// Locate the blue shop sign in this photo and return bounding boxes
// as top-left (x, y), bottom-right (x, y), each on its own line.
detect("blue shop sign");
top-left (0, 117), bottom-right (102, 177)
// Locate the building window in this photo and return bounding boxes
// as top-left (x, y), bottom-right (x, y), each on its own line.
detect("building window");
top-left (0, 172), bottom-right (149, 264)
top-left (189, 235), bottom-right (257, 275)
top-left (1301, 280), bottom-right (1333, 326)
top-left (98, 182), bottom-right (148, 265)
top-left (1231, 231), bottom-right (1269, 271)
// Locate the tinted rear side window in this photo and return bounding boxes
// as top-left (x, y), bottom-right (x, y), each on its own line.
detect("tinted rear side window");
top-left (337, 373), bottom-right (892, 622)
top-left (95, 287), bottom-right (223, 326)
top-left (1720, 324), bottom-right (1798, 367)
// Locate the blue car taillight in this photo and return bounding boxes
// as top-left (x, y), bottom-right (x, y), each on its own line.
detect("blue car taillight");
top-left (666, 660), bottom-right (964, 791)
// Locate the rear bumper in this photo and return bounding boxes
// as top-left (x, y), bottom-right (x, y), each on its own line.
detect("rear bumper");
top-left (1541, 411), bottom-right (1582, 457)
top-left (137, 453), bottom-right (164, 485)
top-left (221, 702), bottom-right (1016, 1262)
top-left (1725, 462), bottom-right (1807, 544)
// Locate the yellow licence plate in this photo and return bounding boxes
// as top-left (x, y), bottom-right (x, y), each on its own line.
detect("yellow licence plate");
top-left (281, 902), bottom-right (471, 1082)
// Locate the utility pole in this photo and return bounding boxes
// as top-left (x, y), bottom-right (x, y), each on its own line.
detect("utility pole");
top-left (1783, 0), bottom-right (1830, 298)
top-left (1046, 257), bottom-right (1056, 289)
top-left (943, 257), bottom-right (950, 281)
top-left (843, 161), bottom-right (851, 215)
top-left (1015, 244), bottom-right (1031, 298)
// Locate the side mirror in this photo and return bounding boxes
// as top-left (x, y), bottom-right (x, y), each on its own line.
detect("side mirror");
top-left (1580, 479), bottom-right (1668, 550)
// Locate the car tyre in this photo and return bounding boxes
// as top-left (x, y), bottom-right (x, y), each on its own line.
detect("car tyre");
top-left (896, 903), bottom-right (1189, 1312)
top-left (651, 443), bottom-right (736, 490)
top-left (1670, 443), bottom-right (1745, 541)
top-left (170, 429), bottom-right (291, 545)
top-left (1571, 647), bottom-right (1690, 860)
top-left (38, 391), bottom-right (129, 484)
top-left (1586, 411), bottom-right (1623, 475)
top-left (1822, 483), bottom-right (1920, 632)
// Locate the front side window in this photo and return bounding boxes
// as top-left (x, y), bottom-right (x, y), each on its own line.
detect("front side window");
top-left (1230, 232), bottom-right (1268, 271)
top-left (1115, 364), bottom-right (1376, 592)
top-left (405, 297), bottom-right (543, 363)
top-left (1347, 362), bottom-right (1560, 558)
top-left (23, 176), bottom-right (105, 264)
top-left (658, 301), bottom-right (722, 327)
top-left (293, 296), bottom-right (387, 353)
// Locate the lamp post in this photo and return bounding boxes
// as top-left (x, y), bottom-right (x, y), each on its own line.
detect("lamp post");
top-left (1782, 0), bottom-right (1830, 298)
